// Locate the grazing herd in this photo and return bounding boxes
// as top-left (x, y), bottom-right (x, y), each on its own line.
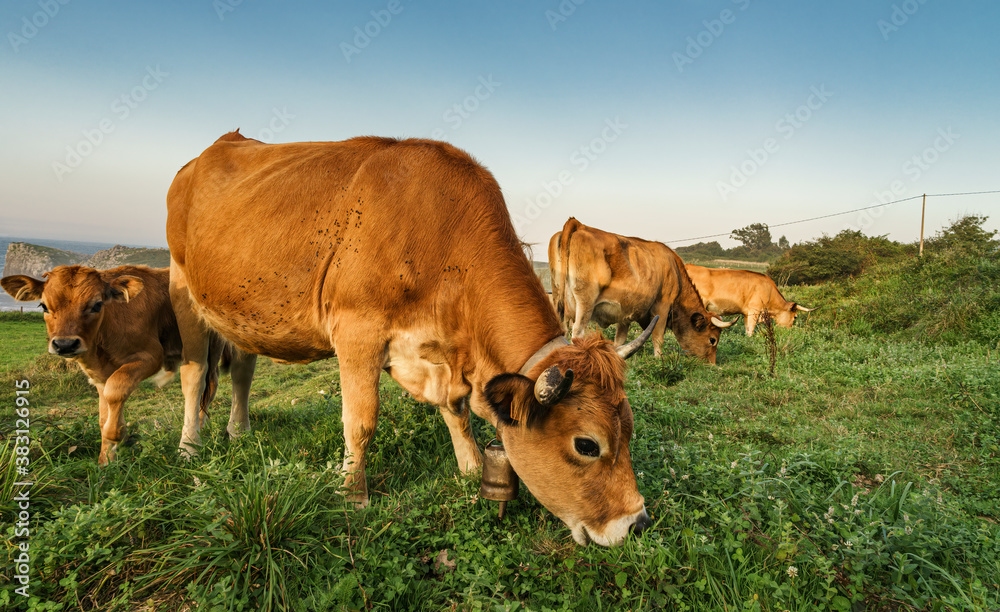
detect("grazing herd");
top-left (2, 133), bottom-right (814, 546)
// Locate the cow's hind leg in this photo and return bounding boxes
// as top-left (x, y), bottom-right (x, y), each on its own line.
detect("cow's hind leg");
top-left (227, 350), bottom-right (257, 438)
top-left (570, 287), bottom-right (599, 338)
top-left (336, 332), bottom-right (385, 508)
top-left (170, 260), bottom-right (212, 458)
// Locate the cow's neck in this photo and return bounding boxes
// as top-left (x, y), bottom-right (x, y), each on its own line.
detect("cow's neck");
top-left (467, 271), bottom-right (564, 379)
top-left (670, 253), bottom-right (705, 319)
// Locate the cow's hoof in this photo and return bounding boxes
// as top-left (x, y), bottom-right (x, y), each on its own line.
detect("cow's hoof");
top-left (345, 491), bottom-right (370, 509)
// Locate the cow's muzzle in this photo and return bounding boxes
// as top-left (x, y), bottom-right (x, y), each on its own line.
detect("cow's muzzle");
top-left (630, 511), bottom-right (652, 536)
top-left (50, 336), bottom-right (84, 357)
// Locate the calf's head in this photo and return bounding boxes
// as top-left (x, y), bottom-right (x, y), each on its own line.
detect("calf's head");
top-left (485, 332), bottom-right (653, 546)
top-left (1, 266), bottom-right (144, 358)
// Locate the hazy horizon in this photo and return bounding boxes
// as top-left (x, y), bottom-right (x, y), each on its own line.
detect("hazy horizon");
top-left (2, 2), bottom-right (997, 249)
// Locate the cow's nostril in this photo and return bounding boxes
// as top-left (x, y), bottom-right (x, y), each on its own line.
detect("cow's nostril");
top-left (51, 338), bottom-right (82, 355)
top-left (630, 513), bottom-right (653, 536)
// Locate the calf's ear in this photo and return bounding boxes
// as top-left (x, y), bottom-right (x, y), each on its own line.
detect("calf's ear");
top-left (107, 275), bottom-right (145, 303)
top-left (484, 373), bottom-right (550, 428)
top-left (1, 275), bottom-right (45, 301)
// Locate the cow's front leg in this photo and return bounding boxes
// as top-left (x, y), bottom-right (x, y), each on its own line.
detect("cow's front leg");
top-left (651, 310), bottom-right (670, 357)
top-left (337, 337), bottom-right (384, 508)
top-left (97, 359), bottom-right (158, 464)
top-left (94, 383), bottom-right (123, 465)
top-left (439, 397), bottom-right (482, 474)
top-left (614, 322), bottom-right (631, 346)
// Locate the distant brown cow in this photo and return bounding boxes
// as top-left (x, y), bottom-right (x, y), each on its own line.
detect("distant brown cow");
top-left (1, 265), bottom-right (220, 464)
top-left (166, 131), bottom-right (656, 546)
top-left (549, 219), bottom-right (735, 364)
top-left (685, 264), bottom-right (816, 335)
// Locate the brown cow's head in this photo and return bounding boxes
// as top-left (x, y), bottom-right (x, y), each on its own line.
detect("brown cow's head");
top-left (484, 333), bottom-right (652, 546)
top-left (668, 310), bottom-right (735, 365)
top-left (772, 302), bottom-right (817, 329)
top-left (1, 266), bottom-right (144, 358)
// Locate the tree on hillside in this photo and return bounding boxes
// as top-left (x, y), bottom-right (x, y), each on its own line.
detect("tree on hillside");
top-left (674, 241), bottom-right (726, 259)
top-left (927, 214), bottom-right (998, 255)
top-left (778, 235), bottom-right (790, 249)
top-left (731, 223), bottom-right (773, 253)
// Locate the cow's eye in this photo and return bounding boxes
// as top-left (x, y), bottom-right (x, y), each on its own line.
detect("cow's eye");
top-left (89, 301), bottom-right (103, 314)
top-left (39, 302), bottom-right (49, 314)
top-left (574, 438), bottom-right (600, 458)
top-left (709, 337), bottom-right (717, 346)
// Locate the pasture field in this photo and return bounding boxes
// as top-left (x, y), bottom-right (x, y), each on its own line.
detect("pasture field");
top-left (1, 290), bottom-right (999, 610)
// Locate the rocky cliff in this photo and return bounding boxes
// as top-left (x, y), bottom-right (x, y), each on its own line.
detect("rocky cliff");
top-left (3, 242), bottom-right (171, 278)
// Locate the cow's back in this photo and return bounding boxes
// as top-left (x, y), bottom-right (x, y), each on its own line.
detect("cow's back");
top-left (569, 223), bottom-right (671, 322)
top-left (167, 133), bottom-right (551, 362)
top-left (685, 264), bottom-right (784, 316)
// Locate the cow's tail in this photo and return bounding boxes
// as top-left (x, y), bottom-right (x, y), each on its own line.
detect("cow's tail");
top-left (199, 330), bottom-right (230, 415)
top-left (554, 217), bottom-right (582, 329)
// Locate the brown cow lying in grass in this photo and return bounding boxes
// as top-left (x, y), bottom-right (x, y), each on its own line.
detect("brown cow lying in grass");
top-left (2, 265), bottom-right (220, 464)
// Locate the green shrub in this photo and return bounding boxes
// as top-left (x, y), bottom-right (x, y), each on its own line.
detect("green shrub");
top-left (768, 230), bottom-right (913, 285)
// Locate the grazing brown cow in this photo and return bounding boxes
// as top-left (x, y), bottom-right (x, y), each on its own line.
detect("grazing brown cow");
top-left (548, 218), bottom-right (735, 364)
top-left (1, 265), bottom-right (219, 464)
top-left (166, 131), bottom-right (656, 546)
top-left (685, 264), bottom-right (816, 336)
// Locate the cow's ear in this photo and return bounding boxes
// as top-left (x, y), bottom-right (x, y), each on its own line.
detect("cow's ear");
top-left (690, 312), bottom-right (708, 332)
top-left (107, 275), bottom-right (145, 303)
top-left (484, 373), bottom-right (545, 427)
top-left (1, 275), bottom-right (45, 302)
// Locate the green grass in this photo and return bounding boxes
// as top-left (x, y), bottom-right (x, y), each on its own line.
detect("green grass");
top-left (1, 295), bottom-right (998, 610)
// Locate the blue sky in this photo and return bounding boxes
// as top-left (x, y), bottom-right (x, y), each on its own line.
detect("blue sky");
top-left (2, 1), bottom-right (997, 253)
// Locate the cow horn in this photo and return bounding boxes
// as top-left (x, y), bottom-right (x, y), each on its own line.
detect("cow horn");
top-left (616, 315), bottom-right (659, 360)
top-left (795, 304), bottom-right (817, 312)
top-left (711, 316), bottom-right (737, 328)
top-left (534, 365), bottom-right (574, 407)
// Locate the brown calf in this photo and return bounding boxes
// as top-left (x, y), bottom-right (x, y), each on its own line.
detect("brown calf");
top-left (2, 265), bottom-right (219, 463)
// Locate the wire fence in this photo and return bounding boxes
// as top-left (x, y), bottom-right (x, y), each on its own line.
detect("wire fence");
top-left (666, 190), bottom-right (1000, 245)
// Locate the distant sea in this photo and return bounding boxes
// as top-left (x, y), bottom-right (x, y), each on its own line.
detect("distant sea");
top-left (0, 236), bottom-right (120, 312)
